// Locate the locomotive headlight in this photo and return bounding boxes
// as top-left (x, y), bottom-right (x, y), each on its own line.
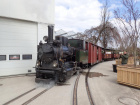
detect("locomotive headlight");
top-left (53, 61), bottom-right (58, 67)
top-left (36, 61), bottom-right (40, 66)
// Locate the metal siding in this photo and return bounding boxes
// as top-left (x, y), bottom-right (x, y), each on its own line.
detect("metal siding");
top-left (98, 47), bottom-right (100, 61)
top-left (100, 48), bottom-right (102, 61)
top-left (98, 47), bottom-right (99, 61)
top-left (0, 17), bottom-right (37, 76)
top-left (93, 46), bottom-right (97, 63)
top-left (91, 44), bottom-right (93, 64)
top-left (79, 50), bottom-right (88, 64)
top-left (76, 50), bottom-right (80, 62)
top-left (88, 43), bottom-right (91, 63)
top-left (88, 43), bottom-right (95, 65)
top-left (98, 47), bottom-right (102, 62)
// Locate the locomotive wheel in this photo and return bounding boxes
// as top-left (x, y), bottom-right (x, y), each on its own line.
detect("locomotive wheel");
top-left (74, 70), bottom-right (79, 75)
top-left (59, 74), bottom-right (66, 82)
top-left (73, 71), bottom-right (77, 75)
top-left (36, 71), bottom-right (40, 78)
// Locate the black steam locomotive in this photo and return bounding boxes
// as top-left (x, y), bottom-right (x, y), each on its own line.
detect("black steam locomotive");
top-left (35, 26), bottom-right (77, 83)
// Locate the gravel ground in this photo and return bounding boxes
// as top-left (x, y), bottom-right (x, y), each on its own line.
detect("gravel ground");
top-left (29, 75), bottom-right (77, 105)
top-left (0, 75), bottom-right (37, 105)
top-left (0, 61), bottom-right (140, 105)
top-left (89, 61), bottom-right (140, 105)
top-left (77, 74), bottom-right (90, 105)
top-left (0, 75), bottom-right (55, 105)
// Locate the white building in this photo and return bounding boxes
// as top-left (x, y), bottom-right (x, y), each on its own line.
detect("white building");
top-left (0, 0), bottom-right (55, 76)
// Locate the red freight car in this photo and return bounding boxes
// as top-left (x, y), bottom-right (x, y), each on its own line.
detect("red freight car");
top-left (104, 49), bottom-right (112, 60)
top-left (88, 42), bottom-right (103, 65)
top-left (113, 50), bottom-right (121, 59)
top-left (72, 39), bottom-right (119, 67)
top-left (93, 45), bottom-right (97, 63)
top-left (88, 43), bottom-right (94, 65)
top-left (98, 47), bottom-right (102, 62)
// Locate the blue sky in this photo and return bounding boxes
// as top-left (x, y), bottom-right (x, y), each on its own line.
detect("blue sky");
top-left (55, 0), bottom-right (140, 33)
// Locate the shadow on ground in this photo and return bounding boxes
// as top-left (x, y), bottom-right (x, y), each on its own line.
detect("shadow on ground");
top-left (82, 72), bottom-right (108, 78)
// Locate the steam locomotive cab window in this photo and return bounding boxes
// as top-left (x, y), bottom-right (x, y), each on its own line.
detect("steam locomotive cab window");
top-left (9, 55), bottom-right (20, 60)
top-left (0, 55), bottom-right (6, 61)
top-left (68, 39), bottom-right (83, 49)
top-left (22, 54), bottom-right (32, 60)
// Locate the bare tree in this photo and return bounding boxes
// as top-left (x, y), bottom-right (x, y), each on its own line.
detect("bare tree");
top-left (75, 32), bottom-right (87, 40)
top-left (119, 35), bottom-right (134, 56)
top-left (82, 1), bottom-right (121, 48)
top-left (76, 0), bottom-right (121, 49)
top-left (114, 0), bottom-right (140, 66)
top-left (94, 0), bottom-right (110, 44)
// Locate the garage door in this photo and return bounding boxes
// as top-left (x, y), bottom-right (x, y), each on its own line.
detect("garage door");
top-left (0, 17), bottom-right (37, 76)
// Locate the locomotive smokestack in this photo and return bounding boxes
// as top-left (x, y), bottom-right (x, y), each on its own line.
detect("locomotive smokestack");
top-left (48, 25), bottom-right (54, 43)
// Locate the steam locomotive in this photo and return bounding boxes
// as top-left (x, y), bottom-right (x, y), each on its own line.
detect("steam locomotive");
top-left (35, 26), bottom-right (77, 83)
top-left (35, 25), bottom-right (120, 83)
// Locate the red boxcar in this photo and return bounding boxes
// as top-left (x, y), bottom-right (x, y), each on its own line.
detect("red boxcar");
top-left (88, 43), bottom-right (94, 65)
top-left (98, 47), bottom-right (102, 62)
top-left (93, 45), bottom-right (97, 63)
top-left (113, 50), bottom-right (120, 59)
top-left (114, 54), bottom-right (120, 59)
top-left (104, 50), bottom-right (112, 59)
top-left (88, 42), bottom-right (115, 64)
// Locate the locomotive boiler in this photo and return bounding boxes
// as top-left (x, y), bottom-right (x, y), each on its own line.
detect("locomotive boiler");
top-left (35, 25), bottom-right (77, 83)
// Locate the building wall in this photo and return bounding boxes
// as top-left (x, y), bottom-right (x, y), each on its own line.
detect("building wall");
top-left (0, 0), bottom-right (55, 76)
top-left (0, 17), bottom-right (37, 76)
top-left (38, 23), bottom-right (48, 44)
top-left (0, 0), bottom-right (55, 24)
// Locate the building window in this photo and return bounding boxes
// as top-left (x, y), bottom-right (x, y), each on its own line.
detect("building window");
top-left (22, 54), bottom-right (32, 60)
top-left (9, 55), bottom-right (20, 60)
top-left (0, 55), bottom-right (6, 61)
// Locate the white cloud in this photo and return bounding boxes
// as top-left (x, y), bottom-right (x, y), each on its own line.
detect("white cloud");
top-left (109, 4), bottom-right (121, 10)
top-left (135, 0), bottom-right (140, 2)
top-left (55, 0), bottom-right (103, 32)
top-left (111, 17), bottom-right (140, 45)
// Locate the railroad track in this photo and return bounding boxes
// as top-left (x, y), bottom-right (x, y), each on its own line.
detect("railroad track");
top-left (22, 88), bottom-right (48, 105)
top-left (85, 67), bottom-right (95, 105)
top-left (73, 67), bottom-right (95, 105)
top-left (3, 88), bottom-right (49, 105)
top-left (73, 74), bottom-right (81, 105)
top-left (3, 81), bottom-right (54, 105)
top-left (3, 88), bottom-right (36, 105)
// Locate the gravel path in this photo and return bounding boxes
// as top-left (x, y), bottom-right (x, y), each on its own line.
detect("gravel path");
top-left (29, 75), bottom-right (77, 105)
top-left (0, 76), bottom-right (37, 105)
top-left (89, 61), bottom-right (140, 105)
top-left (1, 61), bottom-right (140, 105)
top-left (77, 75), bottom-right (90, 105)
